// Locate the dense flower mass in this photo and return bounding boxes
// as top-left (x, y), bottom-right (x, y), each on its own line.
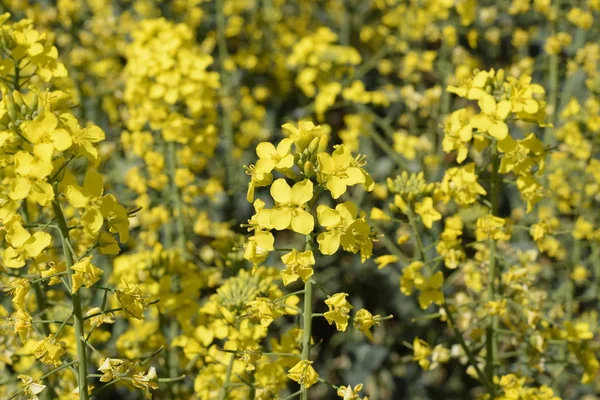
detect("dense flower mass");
top-left (0, 1), bottom-right (599, 399)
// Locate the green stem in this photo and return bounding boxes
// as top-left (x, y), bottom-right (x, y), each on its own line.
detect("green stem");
top-left (219, 354), bottom-right (235, 400)
top-left (300, 236), bottom-right (313, 400)
top-left (51, 201), bottom-right (89, 400)
top-left (486, 142), bottom-right (500, 387)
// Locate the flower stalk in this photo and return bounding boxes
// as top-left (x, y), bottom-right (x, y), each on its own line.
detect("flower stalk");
top-left (52, 200), bottom-right (89, 400)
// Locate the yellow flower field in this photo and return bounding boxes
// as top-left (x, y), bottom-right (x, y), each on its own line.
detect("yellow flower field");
top-left (0, 0), bottom-right (599, 399)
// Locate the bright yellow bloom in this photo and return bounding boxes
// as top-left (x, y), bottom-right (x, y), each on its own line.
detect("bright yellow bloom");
top-left (324, 292), bottom-right (353, 331)
top-left (317, 202), bottom-right (357, 254)
top-left (98, 358), bottom-right (127, 382)
top-left (33, 334), bottom-right (65, 366)
top-left (414, 272), bottom-right (444, 309)
top-left (64, 169), bottom-right (130, 242)
top-left (414, 197), bottom-right (441, 229)
top-left (287, 360), bottom-right (319, 388)
top-left (317, 144), bottom-right (370, 199)
top-left (116, 281), bottom-right (151, 319)
top-left (476, 215), bottom-right (511, 241)
top-left (6, 278), bottom-right (30, 310)
top-left (472, 94), bottom-right (512, 140)
top-left (353, 309), bottom-right (386, 341)
top-left (3, 216), bottom-right (52, 268)
top-left (255, 138), bottom-right (294, 175)
top-left (247, 297), bottom-right (275, 327)
top-left (269, 179), bottom-right (314, 234)
top-left (439, 163), bottom-right (487, 206)
top-left (71, 256), bottom-right (104, 293)
top-left (8, 309), bottom-right (32, 342)
top-left (280, 249), bottom-right (315, 285)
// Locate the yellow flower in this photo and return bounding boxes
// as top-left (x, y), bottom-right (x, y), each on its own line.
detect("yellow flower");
top-left (476, 215), bottom-right (511, 241)
top-left (400, 261), bottom-right (424, 295)
top-left (287, 360), bottom-right (319, 388)
top-left (33, 334), bottom-right (65, 366)
top-left (316, 202), bottom-right (356, 254)
top-left (10, 144), bottom-right (55, 205)
top-left (353, 309), bottom-right (387, 341)
top-left (269, 179), bottom-right (314, 235)
top-left (324, 292), bottom-right (353, 331)
top-left (414, 197), bottom-right (441, 229)
top-left (64, 169), bottom-right (130, 242)
top-left (472, 94), bottom-right (512, 140)
top-left (317, 144), bottom-right (371, 199)
top-left (254, 138), bottom-right (294, 175)
top-left (98, 358), bottom-right (127, 382)
top-left (132, 366), bottom-right (159, 399)
top-left (443, 109), bottom-right (474, 163)
top-left (20, 110), bottom-right (72, 151)
top-left (116, 280), bottom-right (151, 319)
top-left (570, 265), bottom-right (590, 285)
top-left (9, 309), bottom-right (32, 342)
top-left (374, 254), bottom-right (398, 270)
top-left (369, 207), bottom-right (391, 221)
top-left (86, 307), bottom-right (115, 327)
top-left (6, 278), bottom-right (30, 310)
top-left (71, 256), bottom-right (104, 293)
top-left (337, 383), bottom-right (368, 400)
top-left (497, 133), bottom-right (545, 176)
top-left (414, 271), bottom-right (445, 309)
top-left (70, 123), bottom-right (105, 166)
top-left (282, 120), bottom-right (325, 152)
top-left (439, 163), bottom-right (487, 206)
top-left (3, 217), bottom-right (52, 268)
top-left (280, 249), bottom-right (315, 285)
top-left (243, 230), bottom-right (275, 268)
top-left (412, 337), bottom-right (432, 370)
top-left (247, 297), bottom-right (275, 327)
top-left (18, 375), bottom-right (46, 400)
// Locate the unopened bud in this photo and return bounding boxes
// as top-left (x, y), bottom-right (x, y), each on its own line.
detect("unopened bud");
top-left (307, 136), bottom-right (319, 154)
top-left (318, 135), bottom-right (328, 153)
top-left (12, 91), bottom-right (24, 108)
top-left (303, 161), bottom-right (314, 177)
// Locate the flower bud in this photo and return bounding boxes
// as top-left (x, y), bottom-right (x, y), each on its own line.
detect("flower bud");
top-left (303, 161), bottom-right (314, 177)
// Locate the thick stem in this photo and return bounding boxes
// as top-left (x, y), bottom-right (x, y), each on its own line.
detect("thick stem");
top-left (300, 235), bottom-right (314, 400)
top-left (300, 276), bottom-right (313, 400)
top-left (219, 354), bottom-right (235, 400)
top-left (52, 201), bottom-right (89, 400)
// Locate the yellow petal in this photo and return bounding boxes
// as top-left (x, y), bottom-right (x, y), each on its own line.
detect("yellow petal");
top-left (317, 205), bottom-right (340, 228)
top-left (291, 179), bottom-right (313, 205)
top-left (291, 210), bottom-right (314, 235)
top-left (256, 142), bottom-right (276, 159)
top-left (270, 178), bottom-right (292, 204)
top-left (270, 207), bottom-right (292, 230)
